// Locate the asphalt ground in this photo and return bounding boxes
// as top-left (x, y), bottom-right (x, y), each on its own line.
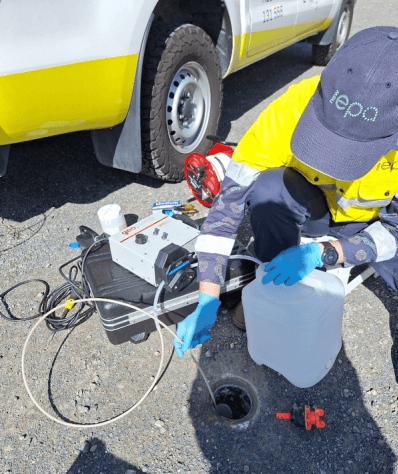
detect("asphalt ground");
top-left (1, 2), bottom-right (398, 473)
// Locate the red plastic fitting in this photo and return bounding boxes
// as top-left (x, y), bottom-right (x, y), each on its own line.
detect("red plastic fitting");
top-left (275, 412), bottom-right (291, 420)
top-left (276, 404), bottom-right (326, 430)
top-left (305, 406), bottom-right (326, 430)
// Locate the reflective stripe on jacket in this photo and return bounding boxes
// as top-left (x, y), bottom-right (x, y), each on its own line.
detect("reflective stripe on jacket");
top-left (232, 75), bottom-right (398, 223)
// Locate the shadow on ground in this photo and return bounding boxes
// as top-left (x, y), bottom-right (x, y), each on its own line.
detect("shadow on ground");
top-left (363, 277), bottom-right (398, 384)
top-left (0, 131), bottom-right (164, 223)
top-left (66, 438), bottom-right (144, 474)
top-left (188, 318), bottom-right (396, 473)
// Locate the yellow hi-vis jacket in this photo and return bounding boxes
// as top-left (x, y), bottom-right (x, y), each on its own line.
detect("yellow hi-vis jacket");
top-left (233, 75), bottom-right (398, 223)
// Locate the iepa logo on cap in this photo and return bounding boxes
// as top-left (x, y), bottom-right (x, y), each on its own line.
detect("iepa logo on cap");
top-left (330, 90), bottom-right (378, 122)
top-left (291, 27), bottom-right (398, 182)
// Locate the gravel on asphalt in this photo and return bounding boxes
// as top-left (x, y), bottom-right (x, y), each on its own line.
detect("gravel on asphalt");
top-left (1, 2), bottom-right (398, 473)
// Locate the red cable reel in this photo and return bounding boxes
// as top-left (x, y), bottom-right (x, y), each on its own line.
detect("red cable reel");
top-left (184, 143), bottom-right (234, 208)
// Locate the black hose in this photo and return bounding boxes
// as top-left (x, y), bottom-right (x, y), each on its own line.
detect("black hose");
top-left (0, 237), bottom-right (108, 332)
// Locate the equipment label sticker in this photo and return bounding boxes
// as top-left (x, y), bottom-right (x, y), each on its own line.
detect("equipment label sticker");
top-left (119, 216), bottom-right (168, 244)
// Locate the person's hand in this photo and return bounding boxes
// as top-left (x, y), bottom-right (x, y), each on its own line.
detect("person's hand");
top-left (262, 243), bottom-right (322, 287)
top-left (174, 294), bottom-right (221, 358)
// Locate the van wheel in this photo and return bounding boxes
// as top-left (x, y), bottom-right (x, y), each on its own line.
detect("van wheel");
top-left (141, 23), bottom-right (223, 182)
top-left (312, 2), bottom-right (353, 66)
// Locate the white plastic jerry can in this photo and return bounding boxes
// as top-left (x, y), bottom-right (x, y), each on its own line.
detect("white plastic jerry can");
top-left (242, 267), bottom-right (345, 388)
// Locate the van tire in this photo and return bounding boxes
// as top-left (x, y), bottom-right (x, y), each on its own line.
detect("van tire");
top-left (141, 22), bottom-right (223, 182)
top-left (312, 2), bottom-right (353, 66)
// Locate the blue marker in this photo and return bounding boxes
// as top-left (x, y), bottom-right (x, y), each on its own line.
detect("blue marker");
top-left (152, 200), bottom-right (181, 210)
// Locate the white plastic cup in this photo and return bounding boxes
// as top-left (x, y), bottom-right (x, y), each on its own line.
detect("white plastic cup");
top-left (97, 204), bottom-right (127, 236)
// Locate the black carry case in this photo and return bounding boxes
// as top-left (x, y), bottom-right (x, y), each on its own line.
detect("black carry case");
top-left (83, 240), bottom-right (255, 345)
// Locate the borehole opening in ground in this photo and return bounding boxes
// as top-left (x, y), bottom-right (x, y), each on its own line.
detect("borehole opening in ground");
top-left (212, 380), bottom-right (254, 421)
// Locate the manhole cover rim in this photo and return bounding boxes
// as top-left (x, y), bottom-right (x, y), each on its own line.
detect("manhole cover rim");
top-left (209, 376), bottom-right (259, 425)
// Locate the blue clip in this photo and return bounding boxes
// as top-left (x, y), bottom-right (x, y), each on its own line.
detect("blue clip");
top-left (162, 209), bottom-right (174, 217)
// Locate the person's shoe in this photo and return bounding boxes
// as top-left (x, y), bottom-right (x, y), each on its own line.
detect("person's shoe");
top-left (232, 301), bottom-right (246, 331)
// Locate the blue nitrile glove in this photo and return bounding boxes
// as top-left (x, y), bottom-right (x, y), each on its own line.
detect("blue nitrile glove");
top-left (262, 242), bottom-right (322, 287)
top-left (174, 294), bottom-right (221, 358)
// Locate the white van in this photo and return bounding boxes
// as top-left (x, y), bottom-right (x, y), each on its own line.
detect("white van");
top-left (0, 0), bottom-right (355, 180)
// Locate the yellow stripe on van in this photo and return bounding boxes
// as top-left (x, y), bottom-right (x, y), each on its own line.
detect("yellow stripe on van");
top-left (0, 54), bottom-right (138, 146)
top-left (230, 19), bottom-right (332, 73)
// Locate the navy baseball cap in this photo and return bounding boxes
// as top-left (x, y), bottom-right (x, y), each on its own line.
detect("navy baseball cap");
top-left (291, 26), bottom-right (398, 181)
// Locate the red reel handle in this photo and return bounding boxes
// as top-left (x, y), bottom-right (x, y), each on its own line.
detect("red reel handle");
top-left (184, 152), bottom-right (221, 208)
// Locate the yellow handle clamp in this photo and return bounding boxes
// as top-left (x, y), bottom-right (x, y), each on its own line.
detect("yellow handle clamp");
top-left (181, 204), bottom-right (197, 215)
top-left (64, 298), bottom-right (75, 311)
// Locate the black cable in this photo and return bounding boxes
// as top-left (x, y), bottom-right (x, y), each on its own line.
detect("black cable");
top-left (0, 236), bottom-right (108, 332)
top-left (0, 280), bottom-right (50, 322)
top-left (43, 237), bottom-right (108, 333)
